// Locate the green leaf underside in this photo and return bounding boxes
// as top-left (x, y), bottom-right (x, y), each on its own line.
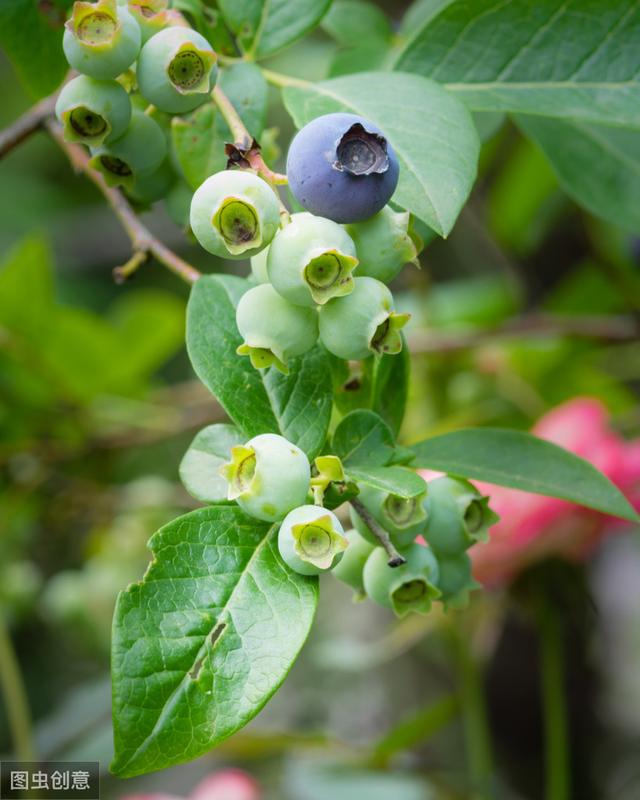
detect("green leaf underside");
top-left (283, 72), bottom-right (480, 236)
top-left (393, 0), bottom-right (640, 128)
top-left (515, 115), bottom-right (640, 231)
top-left (217, 0), bottom-right (332, 58)
top-left (347, 466), bottom-right (427, 498)
top-left (179, 424), bottom-right (244, 503)
top-left (111, 505), bottom-right (318, 777)
top-left (332, 410), bottom-right (396, 467)
top-left (186, 275), bottom-right (332, 460)
top-left (410, 428), bottom-right (639, 522)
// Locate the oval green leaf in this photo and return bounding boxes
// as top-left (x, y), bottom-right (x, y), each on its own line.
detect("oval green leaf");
top-left (410, 428), bottom-right (639, 522)
top-left (332, 410), bottom-right (396, 467)
top-left (111, 505), bottom-right (318, 777)
top-left (347, 466), bottom-right (427, 498)
top-left (186, 275), bottom-right (333, 459)
top-left (179, 423), bottom-right (244, 503)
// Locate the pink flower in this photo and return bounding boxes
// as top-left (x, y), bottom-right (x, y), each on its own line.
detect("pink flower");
top-left (422, 398), bottom-right (640, 587)
top-left (121, 769), bottom-right (260, 800)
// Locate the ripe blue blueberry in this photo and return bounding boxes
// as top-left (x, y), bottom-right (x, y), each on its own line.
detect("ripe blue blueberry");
top-left (423, 476), bottom-right (499, 556)
top-left (278, 505), bottom-right (348, 576)
top-left (63, 0), bottom-right (141, 80)
top-left (286, 112), bottom-right (400, 223)
top-left (235, 283), bottom-right (319, 373)
top-left (318, 276), bottom-right (409, 360)
top-left (137, 27), bottom-right (217, 114)
top-left (190, 171), bottom-right (281, 259)
top-left (363, 542), bottom-right (440, 618)
top-left (55, 74), bottom-right (131, 146)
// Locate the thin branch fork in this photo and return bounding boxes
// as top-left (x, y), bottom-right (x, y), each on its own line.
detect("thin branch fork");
top-left (45, 118), bottom-right (201, 285)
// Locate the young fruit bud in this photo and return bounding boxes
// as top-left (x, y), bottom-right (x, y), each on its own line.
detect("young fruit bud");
top-left (331, 528), bottom-right (374, 596)
top-left (63, 0), bottom-right (141, 80)
top-left (219, 433), bottom-right (310, 522)
top-left (345, 206), bottom-right (421, 284)
top-left (89, 109), bottom-right (166, 189)
top-left (436, 552), bottom-right (481, 611)
top-left (363, 543), bottom-right (440, 618)
top-left (267, 212), bottom-right (358, 307)
top-left (128, 0), bottom-right (188, 43)
top-left (278, 505), bottom-right (348, 576)
top-left (55, 75), bottom-right (131, 147)
top-left (349, 480), bottom-right (427, 548)
top-left (190, 171), bottom-right (280, 259)
top-left (287, 112), bottom-right (400, 223)
top-left (235, 284), bottom-right (318, 374)
top-left (424, 476), bottom-right (499, 556)
top-left (137, 27), bottom-right (217, 114)
top-left (250, 245), bottom-right (269, 283)
top-left (318, 276), bottom-right (409, 361)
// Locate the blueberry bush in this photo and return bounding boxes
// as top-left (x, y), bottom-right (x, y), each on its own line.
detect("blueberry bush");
top-left (1, 0), bottom-right (639, 794)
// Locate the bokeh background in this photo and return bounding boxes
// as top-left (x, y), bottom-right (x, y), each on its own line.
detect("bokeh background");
top-left (1, 1), bottom-right (640, 798)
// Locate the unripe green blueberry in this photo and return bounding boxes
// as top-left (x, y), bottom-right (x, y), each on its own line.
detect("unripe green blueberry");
top-left (250, 245), bottom-right (269, 283)
top-left (63, 0), bottom-right (141, 80)
top-left (89, 109), bottom-right (166, 189)
top-left (319, 276), bottom-right (409, 360)
top-left (424, 476), bottom-right (499, 556)
top-left (363, 543), bottom-right (440, 618)
top-left (55, 75), bottom-right (131, 147)
top-left (128, 0), bottom-right (188, 43)
top-left (267, 212), bottom-right (358, 307)
top-left (345, 207), bottom-right (420, 284)
top-left (349, 480), bottom-right (427, 548)
top-left (331, 528), bottom-right (374, 595)
top-left (235, 284), bottom-right (318, 373)
top-left (190, 171), bottom-right (281, 259)
top-left (137, 27), bottom-right (218, 114)
top-left (436, 552), bottom-right (481, 610)
top-left (278, 505), bottom-right (348, 576)
top-left (219, 433), bottom-right (310, 523)
top-left (125, 157), bottom-right (176, 205)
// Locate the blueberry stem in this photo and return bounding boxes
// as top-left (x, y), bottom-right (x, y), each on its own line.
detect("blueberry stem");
top-left (350, 497), bottom-right (406, 567)
top-left (260, 67), bottom-right (311, 90)
top-left (0, 93), bottom-right (57, 159)
top-left (46, 117), bottom-right (202, 285)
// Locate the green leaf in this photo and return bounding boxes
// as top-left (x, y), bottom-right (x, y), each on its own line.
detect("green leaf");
top-left (186, 275), bottom-right (332, 459)
top-left (332, 410), bottom-right (395, 467)
top-left (283, 72), bottom-right (479, 236)
top-left (217, 0), bottom-right (332, 58)
top-left (393, 0), bottom-right (640, 128)
top-left (515, 115), bottom-right (640, 232)
top-left (172, 64), bottom-right (267, 190)
top-left (0, 0), bottom-right (68, 98)
top-left (410, 428), bottom-right (639, 522)
top-left (322, 1), bottom-right (392, 46)
top-left (111, 505), bottom-right (318, 777)
top-left (347, 466), bottom-right (427, 498)
top-left (0, 236), bottom-right (54, 337)
top-left (180, 424), bottom-right (244, 503)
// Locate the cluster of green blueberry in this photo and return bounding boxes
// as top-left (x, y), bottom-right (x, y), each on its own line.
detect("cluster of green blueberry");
top-left (220, 432), bottom-right (497, 618)
top-left (57, 0), bottom-right (215, 202)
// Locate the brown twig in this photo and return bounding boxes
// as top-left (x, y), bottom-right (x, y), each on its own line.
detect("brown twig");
top-left (350, 498), bottom-right (406, 567)
top-left (45, 118), bottom-right (201, 285)
top-left (0, 95), bottom-right (57, 159)
top-left (407, 313), bottom-right (640, 355)
top-left (212, 84), bottom-right (288, 186)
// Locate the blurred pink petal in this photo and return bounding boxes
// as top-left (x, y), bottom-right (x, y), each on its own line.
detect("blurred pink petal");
top-left (190, 769), bottom-right (260, 800)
